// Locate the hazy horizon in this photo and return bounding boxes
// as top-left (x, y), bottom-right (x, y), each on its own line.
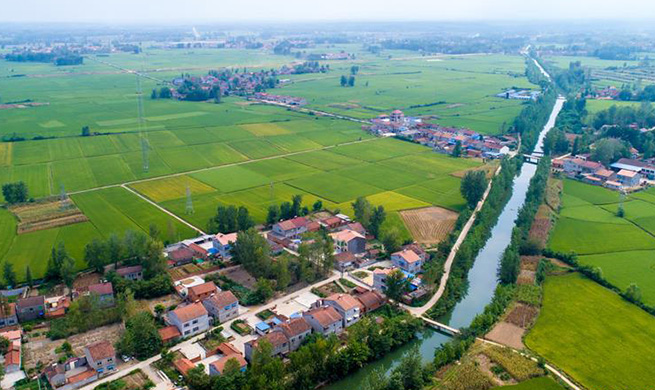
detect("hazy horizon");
top-left (3, 0), bottom-right (655, 24)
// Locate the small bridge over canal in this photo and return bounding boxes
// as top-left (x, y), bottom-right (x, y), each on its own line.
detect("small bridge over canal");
top-left (523, 151), bottom-right (543, 164)
top-left (421, 316), bottom-right (461, 336)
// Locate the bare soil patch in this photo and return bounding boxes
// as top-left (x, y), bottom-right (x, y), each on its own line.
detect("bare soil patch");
top-left (120, 369), bottom-right (151, 390)
top-left (520, 256), bottom-right (541, 271)
top-left (73, 272), bottom-right (102, 291)
top-left (474, 353), bottom-right (516, 386)
top-left (451, 162), bottom-right (498, 179)
top-left (400, 206), bottom-right (458, 244)
top-left (10, 199), bottom-right (88, 234)
top-left (485, 322), bottom-right (526, 350)
top-left (0, 102), bottom-right (49, 110)
top-left (24, 323), bottom-right (123, 370)
top-left (504, 303), bottom-right (539, 328)
top-left (222, 266), bottom-right (256, 289)
top-left (517, 270), bottom-right (536, 285)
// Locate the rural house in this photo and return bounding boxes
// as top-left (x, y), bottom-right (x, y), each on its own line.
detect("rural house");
top-left (0, 303), bottom-right (18, 328)
top-left (16, 295), bottom-right (45, 322)
top-left (330, 229), bottom-right (366, 255)
top-left (43, 357), bottom-right (97, 390)
top-left (391, 249), bottom-right (424, 273)
top-left (244, 331), bottom-right (290, 361)
top-left (202, 290), bottom-right (239, 323)
top-left (303, 306), bottom-right (343, 335)
top-left (212, 233), bottom-right (238, 258)
top-left (83, 341), bottom-right (116, 376)
top-left (186, 281), bottom-right (219, 302)
top-left (617, 169), bottom-right (641, 187)
top-left (115, 265), bottom-right (143, 281)
top-left (334, 252), bottom-right (356, 271)
top-left (271, 217), bottom-right (309, 239)
top-left (355, 290), bottom-right (386, 313)
top-left (322, 294), bottom-right (363, 327)
top-left (87, 282), bottom-right (115, 307)
top-left (158, 325), bottom-right (182, 344)
top-left (168, 302), bottom-right (210, 337)
top-left (209, 353), bottom-right (247, 376)
top-left (276, 317), bottom-right (312, 351)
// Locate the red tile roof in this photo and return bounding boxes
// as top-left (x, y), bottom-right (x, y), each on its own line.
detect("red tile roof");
top-left (277, 217), bottom-right (308, 231)
top-left (116, 265), bottom-right (142, 277)
top-left (188, 282), bottom-right (218, 299)
top-left (171, 302), bottom-right (208, 323)
top-left (158, 325), bottom-right (182, 343)
top-left (278, 317), bottom-right (311, 338)
top-left (85, 340), bottom-right (115, 361)
top-left (392, 249), bottom-right (421, 264)
top-left (206, 290), bottom-right (238, 308)
top-left (325, 294), bottom-right (362, 312)
top-left (88, 282), bottom-right (113, 296)
top-left (210, 354), bottom-right (247, 373)
top-left (356, 290), bottom-right (385, 312)
top-left (173, 358), bottom-right (195, 377)
top-left (305, 306), bottom-right (342, 327)
top-left (335, 252), bottom-right (356, 264)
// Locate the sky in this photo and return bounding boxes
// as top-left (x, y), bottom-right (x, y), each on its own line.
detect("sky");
top-left (3, 0), bottom-right (655, 23)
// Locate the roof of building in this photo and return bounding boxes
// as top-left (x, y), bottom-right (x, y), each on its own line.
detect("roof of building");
top-left (276, 217), bottom-right (309, 231)
top-left (306, 221), bottom-right (321, 232)
top-left (613, 158), bottom-right (651, 169)
top-left (373, 267), bottom-right (395, 276)
top-left (250, 330), bottom-right (288, 348)
top-left (4, 346), bottom-right (20, 367)
top-left (67, 368), bottom-right (96, 384)
top-left (278, 317), bottom-right (311, 338)
top-left (0, 303), bottom-right (16, 319)
top-left (334, 252), bottom-right (356, 264)
top-left (215, 233), bottom-right (238, 246)
top-left (345, 222), bottom-right (366, 235)
top-left (188, 281), bottom-right (218, 299)
top-left (356, 290), bottom-right (386, 311)
top-left (304, 306), bottom-right (342, 327)
top-left (217, 342), bottom-right (240, 356)
top-left (211, 354), bottom-right (247, 373)
top-left (595, 168), bottom-right (614, 178)
top-left (85, 340), bottom-right (115, 361)
top-left (17, 295), bottom-right (44, 308)
top-left (171, 302), bottom-right (208, 323)
top-left (325, 294), bottom-right (362, 312)
top-left (618, 169), bottom-right (639, 178)
top-left (605, 180), bottom-right (622, 187)
top-left (206, 290), bottom-right (238, 308)
top-left (158, 325), bottom-right (182, 342)
top-left (116, 265), bottom-right (142, 277)
top-left (580, 160), bottom-right (602, 170)
top-left (88, 282), bottom-right (113, 296)
top-left (173, 358), bottom-right (195, 376)
top-left (169, 246), bottom-right (195, 261)
top-left (188, 243), bottom-right (208, 256)
top-left (321, 216), bottom-right (344, 227)
top-left (330, 229), bottom-right (365, 243)
top-left (392, 249), bottom-right (421, 264)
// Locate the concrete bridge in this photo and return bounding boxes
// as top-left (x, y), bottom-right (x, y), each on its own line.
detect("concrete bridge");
top-left (421, 316), bottom-right (461, 336)
top-left (523, 153), bottom-right (543, 164)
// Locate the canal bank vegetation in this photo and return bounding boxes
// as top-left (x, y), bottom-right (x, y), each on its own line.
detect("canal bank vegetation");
top-left (183, 307), bottom-right (424, 390)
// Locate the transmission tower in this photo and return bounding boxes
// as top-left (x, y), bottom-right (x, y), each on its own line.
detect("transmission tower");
top-left (59, 184), bottom-right (70, 211)
top-left (136, 73), bottom-right (149, 173)
top-left (270, 181), bottom-right (275, 200)
top-left (185, 186), bottom-right (194, 215)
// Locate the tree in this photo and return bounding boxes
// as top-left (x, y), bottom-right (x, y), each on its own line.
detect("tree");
top-left (291, 195), bottom-right (303, 217)
top-left (390, 346), bottom-right (426, 390)
top-left (236, 206), bottom-right (254, 231)
top-left (2, 262), bottom-right (16, 288)
top-left (381, 228), bottom-right (401, 254)
top-left (231, 228), bottom-right (272, 278)
top-left (107, 234), bottom-right (123, 269)
top-left (369, 206), bottom-right (386, 239)
top-left (151, 89), bottom-right (157, 99)
top-left (280, 202), bottom-right (293, 220)
top-left (452, 141), bottom-right (462, 157)
top-left (116, 311), bottom-right (162, 360)
top-left (247, 339), bottom-right (287, 390)
top-left (312, 200), bottom-right (323, 212)
top-left (0, 337), bottom-right (8, 356)
top-left (592, 138), bottom-right (629, 166)
top-left (352, 197), bottom-right (373, 227)
top-left (272, 257), bottom-right (291, 291)
top-left (81, 126), bottom-right (90, 136)
top-left (385, 269), bottom-right (410, 302)
top-left (498, 245), bottom-right (520, 284)
top-left (460, 170), bottom-right (488, 208)
top-left (348, 76), bottom-right (355, 87)
top-left (116, 288), bottom-right (138, 320)
top-left (350, 65), bottom-right (359, 75)
top-left (84, 238), bottom-right (108, 273)
top-left (60, 253), bottom-right (76, 291)
top-left (46, 242), bottom-right (70, 282)
top-left (625, 283), bottom-right (642, 303)
top-left (148, 223), bottom-right (160, 240)
top-left (1, 182), bottom-right (29, 204)
top-left (340, 75), bottom-right (348, 87)
top-left (254, 278), bottom-right (275, 302)
top-left (266, 205), bottom-right (280, 226)
top-left (25, 266), bottom-right (33, 288)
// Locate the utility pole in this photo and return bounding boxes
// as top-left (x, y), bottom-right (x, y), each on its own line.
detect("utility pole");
top-left (185, 186), bottom-right (194, 215)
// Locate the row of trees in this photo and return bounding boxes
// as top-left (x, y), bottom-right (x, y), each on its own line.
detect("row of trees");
top-left (184, 309), bottom-right (423, 390)
top-left (207, 205), bottom-right (255, 234)
top-left (351, 197), bottom-right (386, 238)
top-left (427, 157), bottom-right (518, 319)
top-left (265, 194), bottom-right (318, 226)
top-left (340, 75), bottom-right (356, 87)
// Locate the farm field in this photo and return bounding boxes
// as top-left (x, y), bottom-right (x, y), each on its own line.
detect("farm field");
top-left (280, 54), bottom-right (534, 134)
top-left (135, 138), bottom-right (481, 240)
top-left (494, 377), bottom-right (566, 390)
top-left (525, 273), bottom-right (655, 390)
top-left (549, 180), bottom-right (655, 301)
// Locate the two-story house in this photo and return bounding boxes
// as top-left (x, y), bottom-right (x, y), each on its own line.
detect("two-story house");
top-left (355, 290), bottom-right (386, 314)
top-left (303, 306), bottom-right (343, 335)
top-left (212, 233), bottom-right (238, 259)
top-left (209, 345), bottom-right (247, 376)
top-left (244, 331), bottom-right (289, 362)
top-left (277, 317), bottom-right (312, 351)
top-left (88, 282), bottom-right (115, 307)
top-left (391, 249), bottom-right (423, 273)
top-left (16, 295), bottom-right (45, 322)
top-left (168, 302), bottom-right (210, 337)
top-left (330, 229), bottom-right (366, 255)
top-left (0, 303), bottom-right (18, 328)
top-left (322, 294), bottom-right (363, 327)
top-left (271, 217), bottom-right (308, 239)
top-left (186, 281), bottom-right (219, 302)
top-left (115, 265), bottom-right (143, 281)
top-left (202, 290), bottom-right (239, 323)
top-left (83, 341), bottom-right (116, 376)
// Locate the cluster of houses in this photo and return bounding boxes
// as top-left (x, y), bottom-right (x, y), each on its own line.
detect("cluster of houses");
top-left (553, 156), bottom-right (653, 190)
top-left (495, 88), bottom-right (542, 101)
top-left (365, 109), bottom-right (515, 159)
top-left (44, 341), bottom-right (117, 390)
top-left (244, 288), bottom-right (385, 361)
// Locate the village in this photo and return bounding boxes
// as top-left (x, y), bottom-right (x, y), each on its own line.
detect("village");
top-left (0, 206), bottom-right (434, 390)
top-left (364, 109), bottom-right (517, 159)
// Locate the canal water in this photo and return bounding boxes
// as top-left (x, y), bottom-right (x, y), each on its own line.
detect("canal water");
top-left (324, 97), bottom-right (565, 390)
